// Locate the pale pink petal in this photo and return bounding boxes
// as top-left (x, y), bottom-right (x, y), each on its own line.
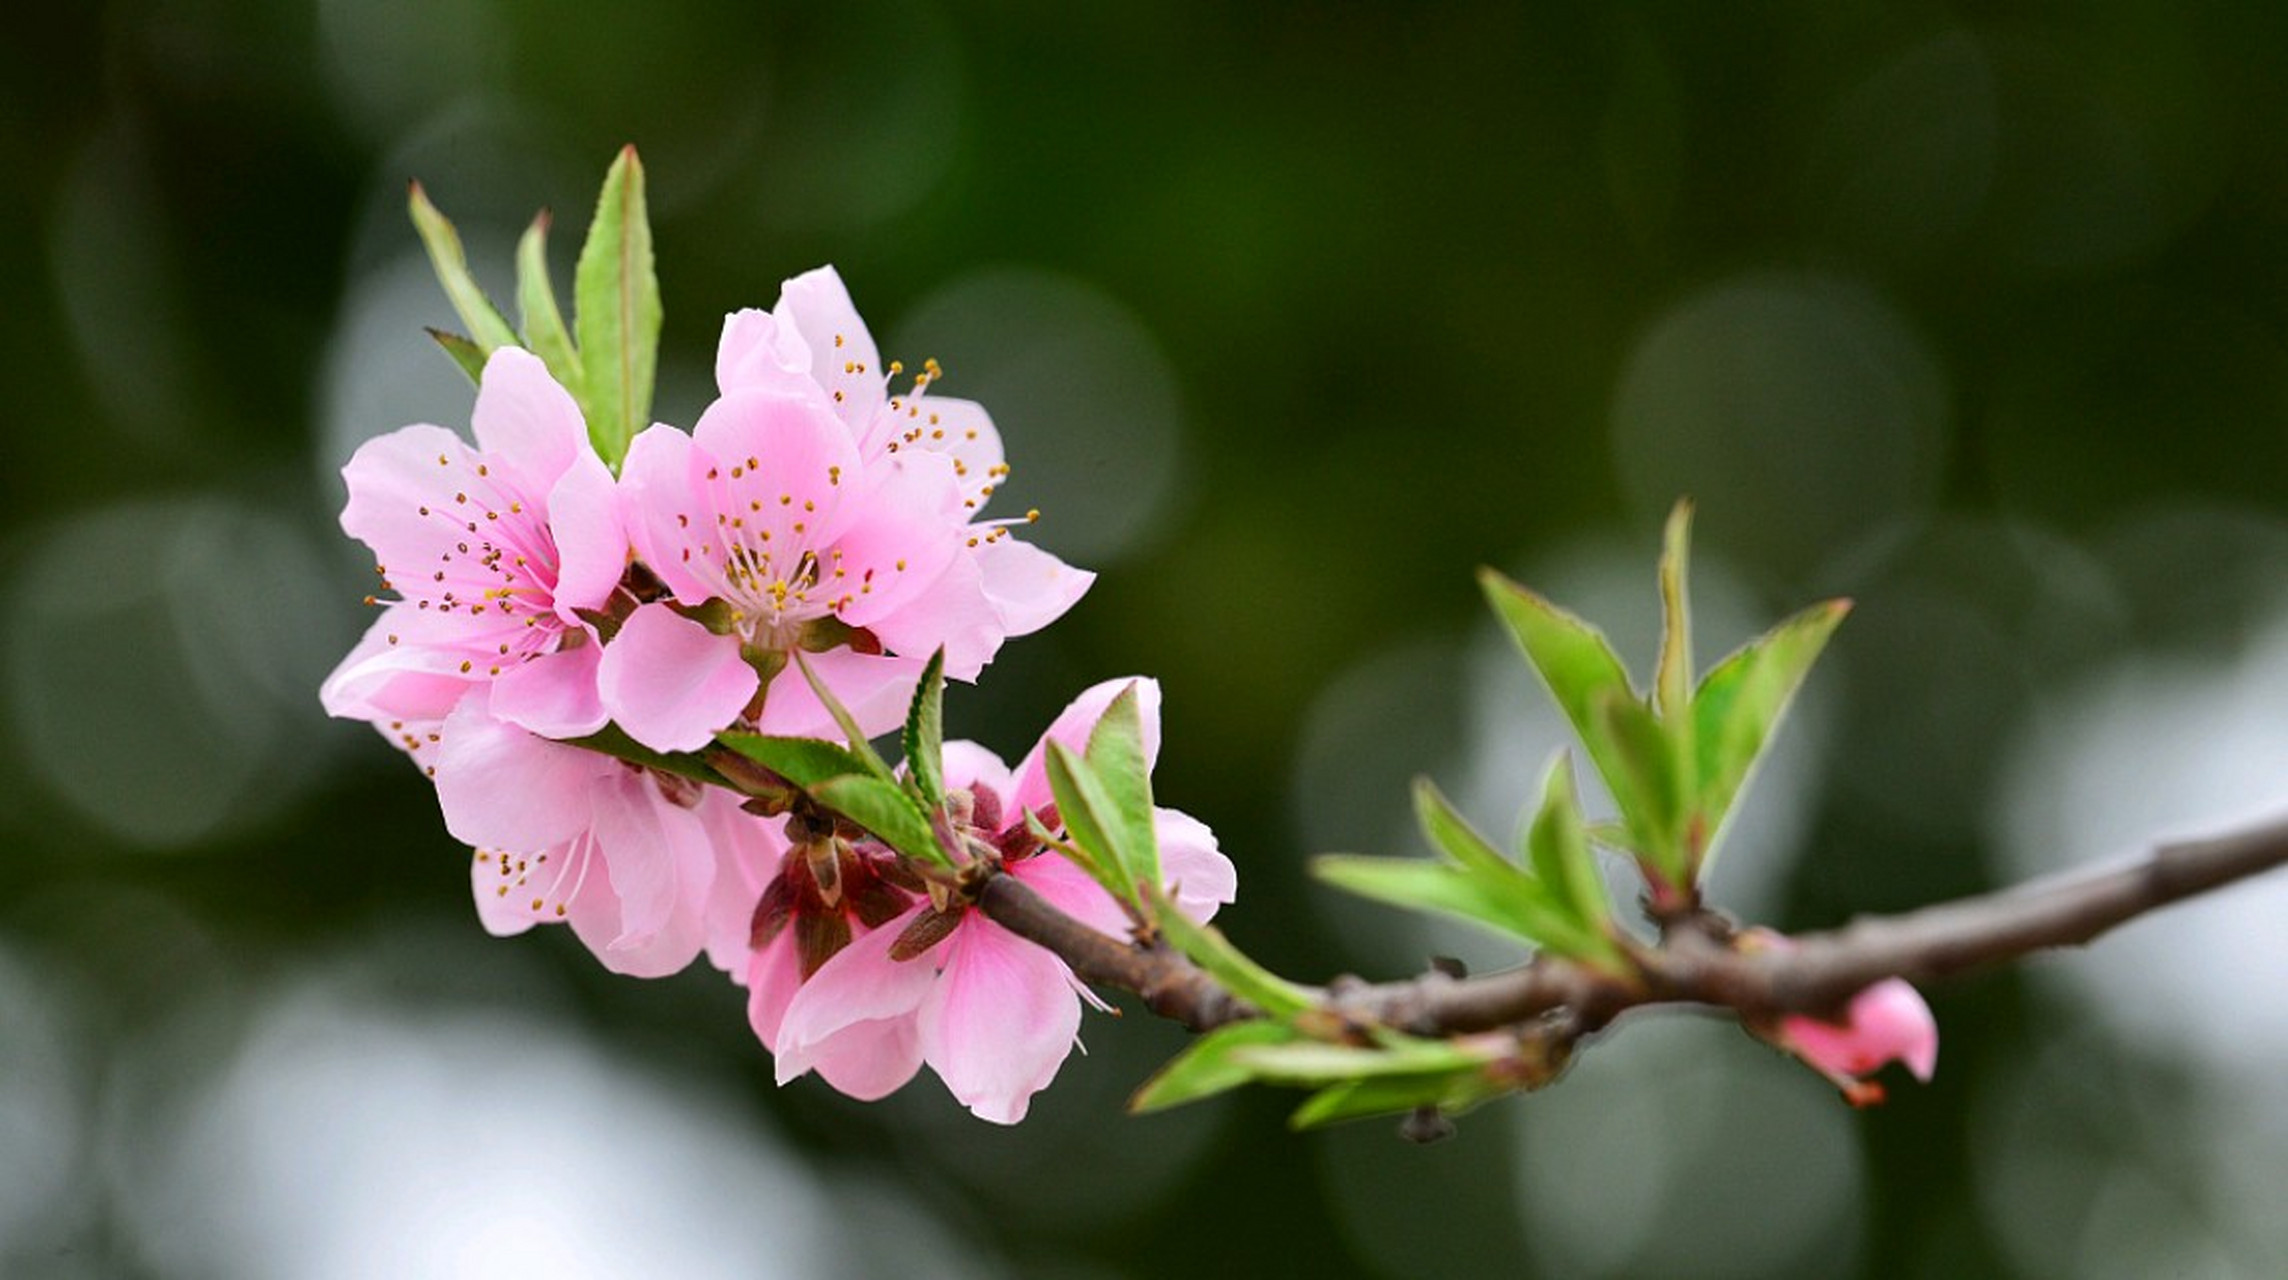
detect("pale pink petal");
top-left (571, 772), bottom-right (715, 977)
top-left (919, 920), bottom-right (1085, 1124)
top-left (939, 740), bottom-right (1014, 809)
top-left (871, 394), bottom-right (1004, 512)
top-left (616, 423), bottom-right (714, 605)
top-left (469, 838), bottom-right (586, 938)
top-left (469, 347), bottom-right (583, 487)
top-left (1011, 677), bottom-right (1164, 820)
top-left (801, 1015), bottom-right (926, 1102)
top-left (755, 648), bottom-right (928, 740)
top-left (715, 307), bottom-right (815, 398)
top-left (860, 549), bottom-right (1004, 680)
top-left (596, 603), bottom-right (759, 752)
top-left (1012, 850), bottom-right (1131, 938)
top-left (1154, 806), bottom-right (1236, 923)
top-left (337, 423), bottom-right (490, 574)
top-left (320, 608), bottom-right (472, 724)
top-left (487, 642), bottom-right (607, 739)
top-left (1782, 978), bottom-right (1940, 1084)
top-left (822, 450), bottom-right (965, 629)
top-left (975, 537), bottom-right (1095, 638)
top-left (774, 266), bottom-right (885, 435)
top-left (746, 932), bottom-right (804, 1051)
top-left (701, 797), bottom-right (788, 976)
top-left (775, 905), bottom-right (934, 1088)
top-left (547, 449), bottom-right (626, 616)
top-left (433, 693), bottom-right (605, 850)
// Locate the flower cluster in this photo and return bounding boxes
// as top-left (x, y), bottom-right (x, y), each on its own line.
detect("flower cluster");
top-left (320, 268), bottom-right (1216, 1121)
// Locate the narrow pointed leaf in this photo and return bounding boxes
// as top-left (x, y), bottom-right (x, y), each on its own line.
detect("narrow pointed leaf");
top-left (810, 775), bottom-right (950, 867)
top-left (901, 648), bottom-right (947, 807)
top-left (1692, 597), bottom-right (1850, 872)
top-left (716, 733), bottom-right (876, 789)
top-left (1130, 1021), bottom-right (1301, 1114)
top-left (1084, 685), bottom-right (1160, 889)
top-left (791, 651), bottom-right (895, 782)
top-left (408, 183), bottom-right (519, 353)
top-left (565, 724), bottom-right (725, 787)
top-left (1525, 753), bottom-right (1614, 940)
top-left (1289, 1072), bottom-right (1492, 1130)
top-left (1480, 569), bottom-right (1650, 835)
top-left (1656, 500), bottom-right (1695, 723)
top-left (1231, 1032), bottom-right (1493, 1082)
top-left (1594, 689), bottom-right (1686, 881)
top-left (1313, 854), bottom-right (1595, 956)
top-left (514, 211), bottom-right (583, 396)
top-left (1043, 742), bottom-right (1134, 901)
top-left (1412, 777), bottom-right (1515, 881)
top-left (1153, 895), bottom-right (1314, 1018)
top-left (426, 328), bottom-right (489, 385)
top-left (572, 145), bottom-right (662, 467)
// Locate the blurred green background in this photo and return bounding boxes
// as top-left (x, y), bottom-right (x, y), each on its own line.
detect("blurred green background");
top-left (5, 3), bottom-right (2288, 1277)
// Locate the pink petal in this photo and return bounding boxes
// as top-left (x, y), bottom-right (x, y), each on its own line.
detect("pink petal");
top-left (468, 839), bottom-right (584, 938)
top-left (570, 771), bottom-right (715, 977)
top-left (773, 266), bottom-right (885, 435)
top-left (755, 648), bottom-right (928, 740)
top-left (715, 307), bottom-right (815, 398)
top-left (775, 904), bottom-right (934, 1094)
top-left (801, 1015), bottom-right (926, 1103)
top-left (1010, 677), bottom-right (1164, 821)
top-left (975, 537), bottom-right (1095, 639)
top-left (1154, 806), bottom-right (1236, 923)
top-left (1782, 978), bottom-right (1940, 1084)
top-left (868, 394), bottom-right (1004, 512)
top-left (433, 693), bottom-right (605, 851)
top-left (918, 920), bottom-right (1084, 1124)
top-left (487, 642), bottom-right (607, 739)
top-left (860, 548), bottom-right (1004, 680)
top-left (746, 931), bottom-right (804, 1051)
top-left (700, 796), bottom-right (788, 976)
top-left (1012, 850), bottom-right (1131, 938)
top-left (320, 607), bottom-right (472, 724)
top-left (337, 423), bottom-right (490, 575)
top-left (616, 424), bottom-right (714, 605)
top-left (547, 448), bottom-right (626, 616)
top-left (469, 347), bottom-right (584, 488)
top-left (595, 603), bottom-right (759, 752)
top-left (822, 450), bottom-right (966, 630)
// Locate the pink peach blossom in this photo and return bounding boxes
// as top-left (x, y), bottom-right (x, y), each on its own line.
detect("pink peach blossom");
top-left (771, 677), bottom-right (1236, 1123)
top-left (1778, 977), bottom-right (1939, 1104)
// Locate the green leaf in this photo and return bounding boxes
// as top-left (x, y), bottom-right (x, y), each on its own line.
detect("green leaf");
top-left (1656, 500), bottom-right (1695, 724)
top-left (407, 182), bottom-right (519, 354)
top-left (1412, 777), bottom-right (1515, 881)
top-left (791, 651), bottom-right (895, 781)
top-left (1153, 896), bottom-right (1314, 1018)
top-left (1129, 1021), bottom-right (1302, 1114)
top-left (1525, 753), bottom-right (1614, 942)
top-left (1084, 684), bottom-right (1160, 890)
top-left (715, 734), bottom-right (877, 790)
top-left (565, 724), bottom-right (725, 787)
top-left (1288, 1070), bottom-right (1503, 1130)
top-left (1691, 597), bottom-right (1850, 873)
top-left (425, 328), bottom-right (489, 385)
top-left (1594, 689), bottom-right (1686, 881)
top-left (1044, 740), bottom-right (1149, 910)
top-left (810, 775), bottom-right (950, 867)
top-left (572, 145), bottom-right (662, 468)
top-left (1479, 569), bottom-right (1655, 841)
top-left (1312, 855), bottom-right (1595, 957)
top-left (902, 649), bottom-right (947, 808)
top-left (1230, 1033), bottom-right (1493, 1083)
top-left (514, 211), bottom-right (583, 397)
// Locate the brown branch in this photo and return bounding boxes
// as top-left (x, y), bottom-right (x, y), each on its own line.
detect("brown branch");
top-left (976, 813), bottom-right (2288, 1037)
